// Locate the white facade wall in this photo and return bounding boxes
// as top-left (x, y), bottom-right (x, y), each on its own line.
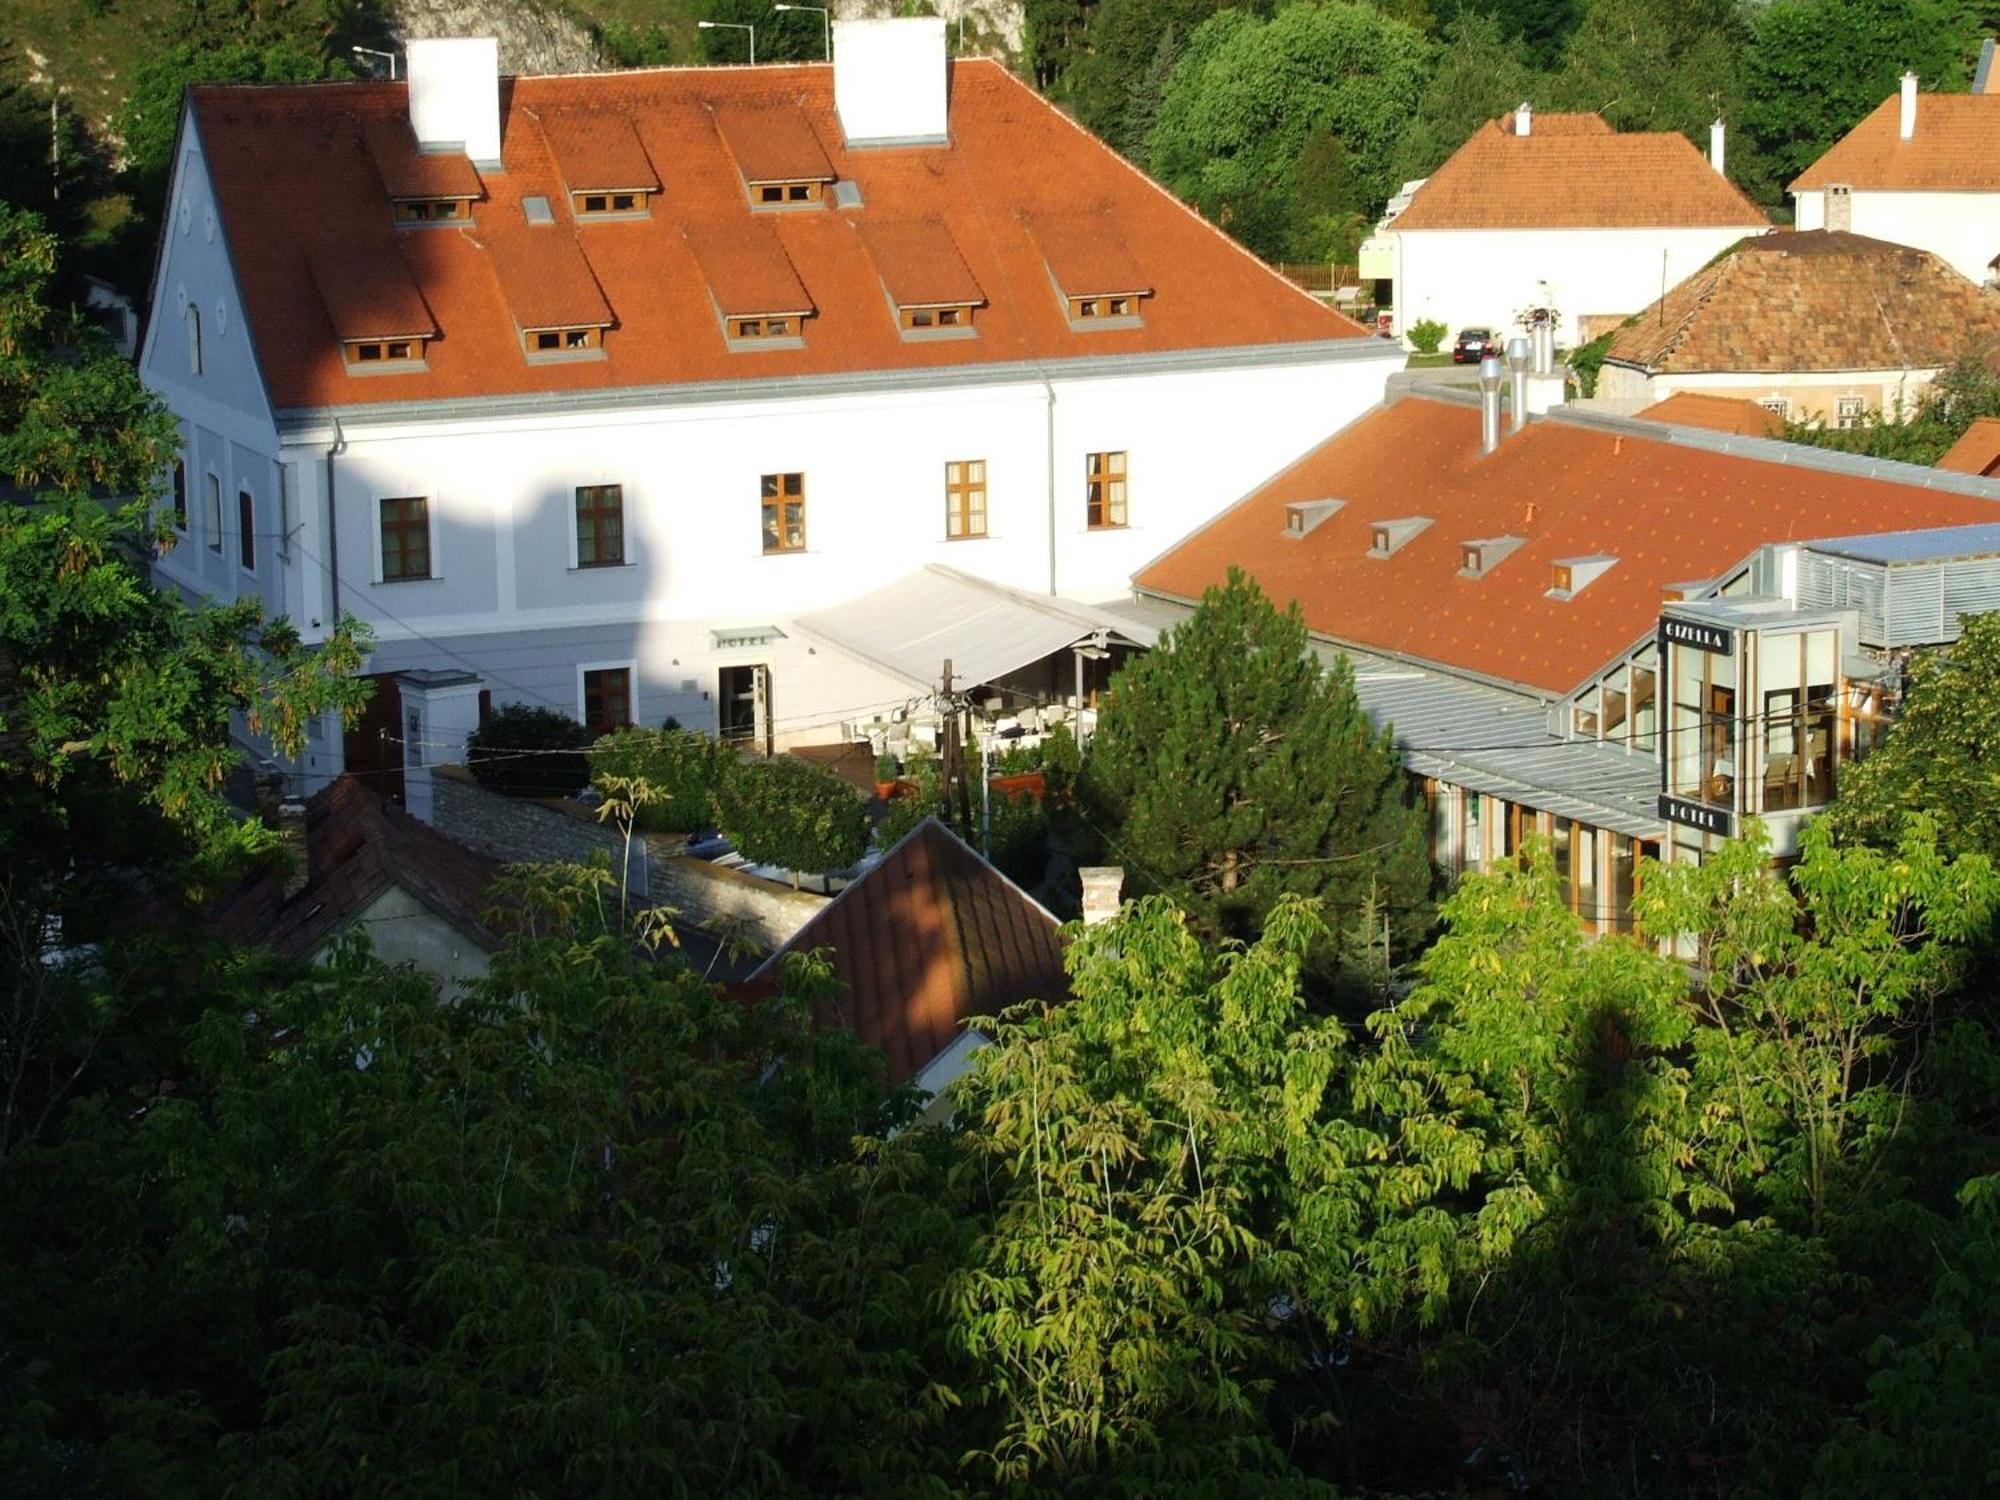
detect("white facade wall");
top-left (1792, 188), bottom-right (2000, 286)
top-left (1393, 224), bottom-right (1769, 349)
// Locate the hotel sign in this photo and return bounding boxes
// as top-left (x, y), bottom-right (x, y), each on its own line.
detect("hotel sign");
top-left (1659, 795), bottom-right (1732, 837)
top-left (1659, 616), bottom-right (1732, 655)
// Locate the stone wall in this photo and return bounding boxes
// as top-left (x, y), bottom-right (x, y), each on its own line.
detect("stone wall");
top-left (432, 766), bottom-right (826, 951)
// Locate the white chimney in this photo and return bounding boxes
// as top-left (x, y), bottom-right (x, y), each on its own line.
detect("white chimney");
top-left (406, 37), bottom-right (502, 165)
top-left (1900, 70), bottom-right (1919, 140)
top-left (1079, 866), bottom-right (1124, 926)
top-left (1709, 118), bottom-right (1726, 176)
top-left (1514, 101), bottom-right (1532, 137)
top-left (832, 17), bottom-right (949, 147)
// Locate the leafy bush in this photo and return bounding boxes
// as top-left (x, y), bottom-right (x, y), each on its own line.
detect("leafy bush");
top-left (1568, 329), bottom-right (1616, 397)
top-left (717, 756), bottom-right (868, 875)
top-left (590, 727), bottom-right (731, 834)
top-left (466, 704), bottom-right (592, 800)
top-left (1407, 318), bottom-right (1448, 354)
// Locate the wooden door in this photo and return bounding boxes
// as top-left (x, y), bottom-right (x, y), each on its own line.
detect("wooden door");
top-left (343, 672), bottom-right (404, 802)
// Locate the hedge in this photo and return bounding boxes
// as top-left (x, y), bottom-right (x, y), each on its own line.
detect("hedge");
top-left (590, 727), bottom-right (732, 833)
top-left (465, 704), bottom-right (592, 800)
top-left (716, 756), bottom-right (868, 875)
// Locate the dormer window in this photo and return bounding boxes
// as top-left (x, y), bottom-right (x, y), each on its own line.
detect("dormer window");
top-left (1282, 499), bottom-right (1343, 539)
top-left (1069, 293), bottom-right (1144, 322)
top-left (899, 304), bottom-right (974, 331)
top-left (730, 315), bottom-right (802, 340)
top-left (1548, 554), bottom-right (1617, 600)
top-left (1368, 516), bottom-right (1431, 557)
top-left (754, 180), bottom-right (825, 206)
top-left (573, 190), bottom-right (651, 218)
top-left (1459, 535), bottom-right (1524, 578)
top-left (393, 197), bottom-right (473, 225)
top-left (524, 326), bottom-right (603, 357)
top-left (344, 338), bottom-right (426, 367)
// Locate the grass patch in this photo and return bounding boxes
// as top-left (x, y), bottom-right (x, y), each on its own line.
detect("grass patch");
top-left (1404, 353), bottom-right (1454, 369)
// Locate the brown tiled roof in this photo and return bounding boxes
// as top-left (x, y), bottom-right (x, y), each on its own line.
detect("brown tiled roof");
top-left (535, 108), bottom-right (662, 193)
top-left (1604, 231), bottom-right (2000, 375)
top-left (751, 818), bottom-right (1067, 1084)
top-left (1634, 392), bottom-right (1785, 437)
top-left (362, 118), bottom-right (484, 200)
top-left (856, 218), bottom-right (983, 306)
top-left (1793, 93), bottom-right (2000, 191)
top-left (1132, 393), bottom-right (2000, 696)
top-left (190, 61), bottom-right (1365, 412)
top-left (683, 220), bottom-right (813, 317)
top-left (1392, 112), bottom-right (1769, 231)
top-left (212, 776), bottom-right (500, 960)
top-left (307, 243), bottom-right (438, 341)
top-left (1026, 210), bottom-right (1151, 296)
top-left (710, 100), bottom-right (835, 184)
top-left (477, 221), bottom-right (614, 330)
top-left (1937, 417), bottom-right (2000, 475)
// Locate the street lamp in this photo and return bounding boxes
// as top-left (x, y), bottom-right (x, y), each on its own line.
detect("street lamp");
top-left (351, 45), bottom-right (399, 80)
top-left (773, 4), bottom-right (830, 60)
top-left (696, 20), bottom-right (756, 65)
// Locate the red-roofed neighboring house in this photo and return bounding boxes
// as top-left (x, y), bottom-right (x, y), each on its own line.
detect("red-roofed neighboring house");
top-left (1791, 71), bottom-right (2000, 286)
top-left (1381, 105), bottom-right (1768, 349)
top-left (141, 21), bottom-right (1400, 796)
top-left (1131, 388), bottom-right (2000, 927)
top-left (1937, 417), bottom-right (2000, 476)
top-left (747, 817), bottom-right (1067, 1110)
top-left (213, 775), bottom-right (500, 988)
top-left (1632, 392), bottom-right (1786, 438)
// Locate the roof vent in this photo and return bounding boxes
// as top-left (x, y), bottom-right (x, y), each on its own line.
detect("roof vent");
top-left (831, 179), bottom-right (864, 209)
top-left (406, 37), bottom-right (501, 166)
top-left (1459, 535), bottom-right (1524, 578)
top-left (522, 195), bottom-right (553, 225)
top-left (1368, 516), bottom-right (1431, 558)
top-left (1547, 553), bottom-right (1617, 600)
top-left (1282, 499), bottom-right (1343, 539)
top-left (832, 17), bottom-right (949, 146)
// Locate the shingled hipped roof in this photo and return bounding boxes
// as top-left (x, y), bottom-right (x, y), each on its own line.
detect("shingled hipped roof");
top-left (1604, 230), bottom-right (2000, 375)
top-left (1391, 111), bottom-right (1769, 231)
top-left (189, 61), bottom-right (1367, 412)
top-left (1133, 394), bottom-right (2000, 696)
top-left (1793, 92), bottom-right (2000, 191)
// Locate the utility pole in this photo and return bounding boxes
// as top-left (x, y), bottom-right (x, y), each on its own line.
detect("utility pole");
top-left (940, 658), bottom-right (960, 830)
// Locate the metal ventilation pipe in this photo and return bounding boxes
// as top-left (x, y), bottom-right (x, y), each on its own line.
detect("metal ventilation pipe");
top-left (1531, 317), bottom-right (1556, 376)
top-left (1479, 354), bottom-right (1503, 455)
top-left (1505, 336), bottom-right (1531, 433)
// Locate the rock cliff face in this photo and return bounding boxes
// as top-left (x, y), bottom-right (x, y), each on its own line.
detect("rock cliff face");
top-left (388, 0), bottom-right (603, 75)
top-left (834, 0), bottom-right (1023, 59)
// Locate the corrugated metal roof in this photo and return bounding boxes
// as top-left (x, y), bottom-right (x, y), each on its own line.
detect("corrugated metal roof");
top-left (796, 566), bottom-right (1158, 690)
top-left (1807, 521), bottom-right (2000, 565)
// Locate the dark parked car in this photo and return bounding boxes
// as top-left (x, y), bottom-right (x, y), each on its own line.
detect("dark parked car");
top-left (1452, 327), bottom-right (1501, 364)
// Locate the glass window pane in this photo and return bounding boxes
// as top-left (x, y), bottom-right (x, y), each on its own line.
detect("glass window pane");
top-left (1464, 792), bottom-right (1485, 872)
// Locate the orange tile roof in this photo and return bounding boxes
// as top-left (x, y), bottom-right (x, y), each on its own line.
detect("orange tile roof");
top-left (1026, 210), bottom-right (1150, 296)
top-left (1634, 392), bottom-right (1785, 437)
top-left (682, 220), bottom-right (813, 317)
top-left (1793, 93), bottom-right (2000, 191)
top-left (191, 62), bottom-right (1365, 412)
top-left (307, 243), bottom-right (437, 341)
top-left (1133, 394), bottom-right (2000, 696)
top-left (752, 818), bottom-right (1067, 1085)
top-left (710, 100), bottom-right (835, 184)
top-left (856, 218), bottom-right (983, 306)
top-left (1606, 230), bottom-right (2000, 374)
top-left (361, 118), bottom-right (483, 199)
top-left (476, 221), bottom-right (614, 330)
top-left (1937, 417), bottom-right (2000, 475)
top-left (1392, 112), bottom-right (1770, 231)
top-left (533, 108), bottom-right (661, 192)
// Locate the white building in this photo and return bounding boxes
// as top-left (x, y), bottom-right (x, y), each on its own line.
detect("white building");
top-left (142, 23), bottom-right (1399, 792)
top-left (1792, 71), bottom-right (2000, 287)
top-left (1384, 106), bottom-right (1770, 350)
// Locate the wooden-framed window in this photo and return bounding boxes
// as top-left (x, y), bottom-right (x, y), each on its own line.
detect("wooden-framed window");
top-left (379, 496), bottom-right (432, 582)
top-left (1085, 451), bottom-right (1127, 530)
top-left (945, 459), bottom-right (988, 539)
top-left (237, 488), bottom-right (256, 572)
top-left (525, 326), bottom-right (601, 355)
top-left (730, 315), bottom-right (799, 340)
top-left (900, 304), bottom-right (973, 330)
top-left (574, 191), bottom-right (648, 217)
top-left (760, 472), bottom-right (805, 555)
top-left (392, 198), bottom-right (471, 224)
top-left (204, 472), bottom-right (222, 553)
top-left (754, 180), bottom-right (823, 205)
top-left (1070, 294), bottom-right (1138, 320)
top-left (575, 483), bottom-right (625, 567)
top-left (171, 459), bottom-right (187, 531)
top-left (583, 666), bottom-right (633, 735)
top-left (343, 338), bottom-right (423, 367)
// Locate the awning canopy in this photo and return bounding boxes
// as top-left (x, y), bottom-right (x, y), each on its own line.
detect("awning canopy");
top-left (794, 566), bottom-right (1158, 693)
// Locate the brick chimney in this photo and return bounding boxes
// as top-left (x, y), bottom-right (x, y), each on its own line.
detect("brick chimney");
top-left (1079, 866), bottom-right (1124, 926)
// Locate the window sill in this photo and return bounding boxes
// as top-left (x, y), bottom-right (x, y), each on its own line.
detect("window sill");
top-left (345, 360), bottom-right (430, 378)
top-left (725, 335), bottom-right (807, 353)
top-left (525, 347), bottom-right (608, 366)
top-left (1067, 315), bottom-right (1145, 333)
top-left (1085, 523), bottom-right (1129, 533)
top-left (899, 325), bottom-right (979, 344)
top-left (377, 574), bottom-right (442, 585)
top-left (761, 547), bottom-right (809, 558)
top-left (570, 559), bottom-right (637, 572)
top-left (943, 531), bottom-right (992, 542)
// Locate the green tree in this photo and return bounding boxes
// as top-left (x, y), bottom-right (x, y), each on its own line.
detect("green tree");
top-left (718, 754), bottom-right (868, 876)
top-left (1066, 0), bottom-right (1223, 157)
top-left (1550, 0), bottom-right (1747, 145)
top-left (590, 724), bottom-right (731, 832)
top-left (1082, 569), bottom-right (1430, 947)
top-left (1148, 2), bottom-right (1431, 260)
top-left (1740, 0), bottom-right (1979, 203)
top-left (1389, 10), bottom-right (1542, 185)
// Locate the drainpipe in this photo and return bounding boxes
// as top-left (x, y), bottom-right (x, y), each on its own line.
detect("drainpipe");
top-left (322, 417), bottom-right (345, 635)
top-left (1043, 373), bottom-right (1058, 596)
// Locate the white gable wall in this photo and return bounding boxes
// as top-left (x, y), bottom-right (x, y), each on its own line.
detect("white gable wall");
top-left (1394, 224), bottom-right (1768, 349)
top-left (1792, 188), bottom-right (2000, 286)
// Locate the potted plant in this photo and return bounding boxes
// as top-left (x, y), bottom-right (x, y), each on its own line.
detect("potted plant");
top-left (874, 751), bottom-right (900, 800)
